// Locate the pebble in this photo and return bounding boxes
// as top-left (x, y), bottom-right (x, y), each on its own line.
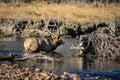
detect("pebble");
top-left (0, 64), bottom-right (114, 80)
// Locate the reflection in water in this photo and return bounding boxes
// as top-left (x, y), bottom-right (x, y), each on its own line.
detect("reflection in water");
top-left (83, 58), bottom-right (120, 70)
top-left (0, 37), bottom-right (120, 70)
top-left (0, 57), bottom-right (120, 70)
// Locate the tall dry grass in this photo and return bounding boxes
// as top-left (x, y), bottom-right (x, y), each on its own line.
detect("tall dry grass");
top-left (0, 2), bottom-right (120, 22)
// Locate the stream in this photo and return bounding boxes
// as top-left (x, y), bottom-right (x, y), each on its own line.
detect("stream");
top-left (0, 37), bottom-right (120, 70)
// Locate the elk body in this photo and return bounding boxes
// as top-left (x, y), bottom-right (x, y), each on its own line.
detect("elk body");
top-left (24, 33), bottom-right (64, 53)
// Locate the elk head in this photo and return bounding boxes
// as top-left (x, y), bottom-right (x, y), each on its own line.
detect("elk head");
top-left (46, 26), bottom-right (65, 48)
top-left (51, 35), bottom-right (64, 46)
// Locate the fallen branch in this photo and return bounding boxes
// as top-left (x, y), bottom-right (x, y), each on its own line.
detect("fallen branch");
top-left (14, 53), bottom-right (59, 62)
top-left (0, 52), bottom-right (60, 62)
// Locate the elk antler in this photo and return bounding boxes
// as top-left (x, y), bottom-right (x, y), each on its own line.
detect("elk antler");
top-left (44, 17), bottom-right (60, 36)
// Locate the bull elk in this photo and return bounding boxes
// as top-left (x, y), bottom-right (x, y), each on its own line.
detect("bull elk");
top-left (24, 27), bottom-right (64, 53)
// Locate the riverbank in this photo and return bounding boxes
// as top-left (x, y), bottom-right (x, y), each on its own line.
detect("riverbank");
top-left (0, 17), bottom-right (111, 38)
top-left (0, 2), bottom-right (120, 37)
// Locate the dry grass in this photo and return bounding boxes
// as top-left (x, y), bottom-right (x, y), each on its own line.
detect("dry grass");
top-left (0, 2), bottom-right (120, 22)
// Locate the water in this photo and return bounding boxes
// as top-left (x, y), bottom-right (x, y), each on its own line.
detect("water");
top-left (0, 37), bottom-right (120, 71)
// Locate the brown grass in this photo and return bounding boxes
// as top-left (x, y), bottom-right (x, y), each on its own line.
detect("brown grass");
top-left (0, 2), bottom-right (120, 22)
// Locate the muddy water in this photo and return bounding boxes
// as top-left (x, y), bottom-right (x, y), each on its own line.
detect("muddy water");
top-left (0, 37), bottom-right (120, 70)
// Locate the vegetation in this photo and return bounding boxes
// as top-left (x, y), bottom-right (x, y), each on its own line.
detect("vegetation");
top-left (0, 2), bottom-right (120, 22)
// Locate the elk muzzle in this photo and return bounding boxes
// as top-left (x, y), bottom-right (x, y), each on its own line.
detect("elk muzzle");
top-left (58, 38), bottom-right (65, 45)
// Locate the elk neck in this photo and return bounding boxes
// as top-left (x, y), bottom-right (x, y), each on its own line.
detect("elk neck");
top-left (50, 35), bottom-right (59, 46)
